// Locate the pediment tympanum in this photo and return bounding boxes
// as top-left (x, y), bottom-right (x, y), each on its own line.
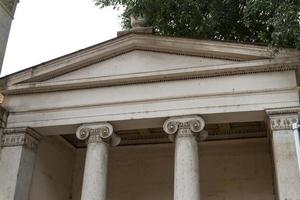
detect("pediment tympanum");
top-left (45, 50), bottom-right (237, 83)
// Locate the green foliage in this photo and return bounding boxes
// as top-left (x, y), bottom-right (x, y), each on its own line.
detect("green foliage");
top-left (94, 0), bottom-right (300, 49)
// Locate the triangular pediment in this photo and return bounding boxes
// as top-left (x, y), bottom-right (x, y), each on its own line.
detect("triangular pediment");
top-left (1, 33), bottom-right (299, 94)
top-left (45, 50), bottom-right (237, 84)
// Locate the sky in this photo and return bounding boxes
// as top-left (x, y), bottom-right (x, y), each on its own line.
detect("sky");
top-left (2, 0), bottom-right (123, 76)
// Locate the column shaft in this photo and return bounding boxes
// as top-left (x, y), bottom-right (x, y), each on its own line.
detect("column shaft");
top-left (174, 132), bottom-right (200, 200)
top-left (76, 123), bottom-right (120, 200)
top-left (81, 141), bottom-right (108, 200)
top-left (163, 116), bottom-right (206, 200)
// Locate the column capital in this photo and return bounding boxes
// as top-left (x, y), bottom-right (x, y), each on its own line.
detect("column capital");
top-left (266, 107), bottom-right (300, 131)
top-left (76, 123), bottom-right (121, 146)
top-left (163, 115), bottom-right (207, 140)
top-left (1, 127), bottom-right (41, 152)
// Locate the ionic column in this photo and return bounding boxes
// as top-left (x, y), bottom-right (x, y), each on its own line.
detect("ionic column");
top-left (76, 123), bottom-right (121, 200)
top-left (163, 116), bottom-right (207, 200)
top-left (0, 127), bottom-right (41, 200)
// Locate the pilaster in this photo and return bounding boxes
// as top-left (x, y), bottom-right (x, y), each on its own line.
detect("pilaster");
top-left (0, 127), bottom-right (41, 200)
top-left (266, 107), bottom-right (300, 200)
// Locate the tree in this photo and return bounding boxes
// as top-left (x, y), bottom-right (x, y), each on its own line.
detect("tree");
top-left (94, 0), bottom-right (300, 49)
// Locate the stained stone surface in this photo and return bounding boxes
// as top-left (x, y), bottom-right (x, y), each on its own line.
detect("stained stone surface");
top-left (0, 146), bottom-right (35, 200)
top-left (272, 130), bottom-right (300, 200)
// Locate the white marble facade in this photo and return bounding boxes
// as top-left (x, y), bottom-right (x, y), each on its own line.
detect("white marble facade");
top-left (0, 33), bottom-right (300, 200)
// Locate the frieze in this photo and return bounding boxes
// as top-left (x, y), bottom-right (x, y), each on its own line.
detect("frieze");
top-left (1, 128), bottom-right (41, 152)
top-left (266, 107), bottom-right (300, 131)
top-left (269, 115), bottom-right (297, 131)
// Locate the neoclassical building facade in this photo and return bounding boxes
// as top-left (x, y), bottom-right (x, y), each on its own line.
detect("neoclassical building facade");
top-left (0, 33), bottom-right (299, 200)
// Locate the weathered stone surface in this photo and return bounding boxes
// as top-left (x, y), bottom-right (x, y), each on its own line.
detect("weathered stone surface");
top-left (0, 145), bottom-right (36, 200)
top-left (29, 136), bottom-right (75, 200)
top-left (0, 29), bottom-right (299, 200)
top-left (77, 123), bottom-right (120, 200)
top-left (164, 116), bottom-right (206, 200)
top-left (0, 128), bottom-right (41, 200)
top-left (267, 108), bottom-right (300, 200)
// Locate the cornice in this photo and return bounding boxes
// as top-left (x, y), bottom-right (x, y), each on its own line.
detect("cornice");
top-left (265, 107), bottom-right (300, 116)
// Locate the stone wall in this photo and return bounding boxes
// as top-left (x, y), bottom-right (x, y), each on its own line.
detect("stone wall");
top-left (72, 138), bottom-right (275, 200)
top-left (29, 136), bottom-right (75, 200)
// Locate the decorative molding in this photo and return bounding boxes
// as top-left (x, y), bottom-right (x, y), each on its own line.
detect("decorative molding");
top-left (269, 115), bottom-right (298, 131)
top-left (266, 107), bottom-right (300, 116)
top-left (1, 128), bottom-right (41, 152)
top-left (76, 123), bottom-right (120, 146)
top-left (2, 58), bottom-right (299, 95)
top-left (266, 107), bottom-right (300, 131)
top-left (4, 33), bottom-right (299, 89)
top-left (163, 115), bottom-right (208, 141)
